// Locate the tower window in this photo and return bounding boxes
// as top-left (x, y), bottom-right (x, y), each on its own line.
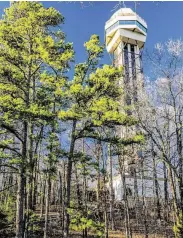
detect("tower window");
top-left (106, 20), bottom-right (147, 35)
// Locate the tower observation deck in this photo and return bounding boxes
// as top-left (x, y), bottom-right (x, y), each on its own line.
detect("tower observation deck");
top-left (105, 8), bottom-right (147, 104)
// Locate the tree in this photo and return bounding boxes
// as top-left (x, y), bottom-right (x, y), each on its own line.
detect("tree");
top-left (136, 39), bottom-right (183, 237)
top-left (0, 2), bottom-right (74, 237)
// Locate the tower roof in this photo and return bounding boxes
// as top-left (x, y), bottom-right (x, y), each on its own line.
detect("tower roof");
top-left (111, 8), bottom-right (136, 19)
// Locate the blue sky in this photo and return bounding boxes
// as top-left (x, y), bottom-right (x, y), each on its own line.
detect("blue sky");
top-left (44, 1), bottom-right (183, 65)
top-left (1, 1), bottom-right (183, 74)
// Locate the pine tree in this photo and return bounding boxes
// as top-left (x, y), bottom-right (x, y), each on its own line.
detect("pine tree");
top-left (0, 2), bottom-right (74, 237)
top-left (58, 34), bottom-right (143, 236)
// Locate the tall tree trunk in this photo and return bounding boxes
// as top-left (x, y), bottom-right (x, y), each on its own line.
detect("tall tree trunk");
top-left (163, 162), bottom-right (169, 221)
top-left (152, 150), bottom-right (161, 220)
top-left (32, 157), bottom-right (38, 210)
top-left (33, 127), bottom-right (43, 208)
top-left (82, 139), bottom-right (88, 238)
top-left (25, 123), bottom-right (34, 237)
top-left (118, 155), bottom-right (132, 238)
top-left (58, 170), bottom-right (63, 231)
top-left (16, 169), bottom-right (26, 238)
top-left (102, 142), bottom-right (108, 238)
top-left (40, 178), bottom-right (45, 218)
top-left (16, 121), bottom-right (27, 238)
top-left (141, 159), bottom-right (148, 238)
top-left (96, 141), bottom-right (101, 211)
top-left (44, 175), bottom-right (50, 238)
top-left (64, 120), bottom-right (76, 237)
top-left (74, 163), bottom-right (82, 207)
top-left (175, 118), bottom-right (183, 234)
top-left (168, 167), bottom-right (178, 220)
top-left (108, 143), bottom-right (115, 230)
top-left (62, 162), bottom-right (66, 235)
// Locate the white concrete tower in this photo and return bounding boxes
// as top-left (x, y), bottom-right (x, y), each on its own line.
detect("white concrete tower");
top-left (105, 8), bottom-right (147, 104)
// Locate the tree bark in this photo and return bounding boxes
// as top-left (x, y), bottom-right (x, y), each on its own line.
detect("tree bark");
top-left (96, 141), bottom-right (101, 211)
top-left (163, 162), bottom-right (169, 221)
top-left (64, 120), bottom-right (77, 237)
top-left (108, 143), bottom-right (115, 230)
top-left (141, 159), bottom-right (148, 238)
top-left (16, 170), bottom-right (26, 238)
top-left (152, 149), bottom-right (161, 220)
top-left (118, 155), bottom-right (132, 238)
top-left (44, 175), bottom-right (50, 238)
top-left (16, 121), bottom-right (27, 238)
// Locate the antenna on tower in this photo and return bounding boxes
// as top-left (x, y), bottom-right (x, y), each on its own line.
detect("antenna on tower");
top-left (134, 1), bottom-right (140, 13)
top-left (111, 1), bottom-right (126, 12)
top-left (122, 1), bottom-right (126, 8)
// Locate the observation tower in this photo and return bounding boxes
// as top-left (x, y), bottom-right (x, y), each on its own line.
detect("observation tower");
top-left (104, 8), bottom-right (171, 208)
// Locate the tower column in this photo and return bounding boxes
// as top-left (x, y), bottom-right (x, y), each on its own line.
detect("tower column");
top-left (135, 45), bottom-right (141, 74)
top-left (128, 43), bottom-right (133, 102)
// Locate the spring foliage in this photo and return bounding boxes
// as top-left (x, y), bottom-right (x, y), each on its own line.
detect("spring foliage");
top-left (0, 2), bottom-right (144, 237)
